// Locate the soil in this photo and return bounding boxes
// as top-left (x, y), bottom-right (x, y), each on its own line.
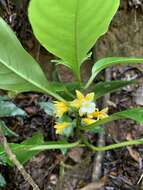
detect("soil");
top-left (0, 0), bottom-right (143, 190)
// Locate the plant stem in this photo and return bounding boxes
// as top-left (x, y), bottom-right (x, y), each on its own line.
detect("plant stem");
top-left (84, 76), bottom-right (94, 89)
top-left (0, 127), bottom-right (40, 190)
top-left (64, 87), bottom-right (75, 99)
top-left (75, 112), bottom-right (81, 138)
top-left (92, 67), bottom-right (111, 181)
top-left (83, 137), bottom-right (143, 151)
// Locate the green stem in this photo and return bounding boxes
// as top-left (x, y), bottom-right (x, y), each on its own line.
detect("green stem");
top-left (53, 93), bottom-right (67, 103)
top-left (64, 87), bottom-right (75, 99)
top-left (83, 137), bottom-right (143, 151)
top-left (3, 138), bottom-right (143, 159)
top-left (28, 141), bottom-right (82, 151)
top-left (75, 112), bottom-right (81, 137)
top-left (84, 76), bottom-right (94, 89)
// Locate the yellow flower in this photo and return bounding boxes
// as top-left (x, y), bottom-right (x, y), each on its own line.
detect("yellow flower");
top-left (71, 90), bottom-right (84, 108)
top-left (54, 122), bottom-right (70, 134)
top-left (88, 108), bottom-right (109, 121)
top-left (79, 101), bottom-right (96, 116)
top-left (71, 90), bottom-right (95, 116)
top-left (71, 90), bottom-right (95, 109)
top-left (82, 118), bottom-right (96, 125)
top-left (54, 101), bottom-right (68, 117)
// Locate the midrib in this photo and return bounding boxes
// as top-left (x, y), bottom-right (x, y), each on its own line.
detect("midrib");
top-left (0, 58), bottom-right (62, 101)
top-left (74, 0), bottom-right (80, 78)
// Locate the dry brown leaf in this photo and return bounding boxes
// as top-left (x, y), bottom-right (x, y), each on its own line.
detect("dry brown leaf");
top-left (68, 148), bottom-right (84, 163)
top-left (126, 133), bottom-right (142, 163)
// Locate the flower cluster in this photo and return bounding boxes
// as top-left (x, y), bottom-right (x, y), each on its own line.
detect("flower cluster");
top-left (53, 90), bottom-right (108, 134)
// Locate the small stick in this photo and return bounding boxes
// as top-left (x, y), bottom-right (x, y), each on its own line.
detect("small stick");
top-left (92, 132), bottom-right (105, 181)
top-left (0, 127), bottom-right (40, 190)
top-left (92, 68), bottom-right (111, 181)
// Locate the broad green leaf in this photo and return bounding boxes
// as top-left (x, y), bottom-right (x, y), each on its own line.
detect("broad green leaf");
top-left (21, 132), bottom-right (44, 145)
top-left (94, 80), bottom-right (137, 99)
top-left (65, 82), bottom-right (81, 92)
top-left (28, 0), bottom-right (120, 79)
top-left (116, 108), bottom-right (143, 122)
top-left (0, 18), bottom-right (63, 101)
top-left (85, 57), bottom-right (143, 88)
top-left (0, 173), bottom-right (6, 187)
top-left (57, 82), bottom-right (81, 100)
top-left (39, 102), bottom-right (55, 116)
top-left (0, 132), bottom-right (45, 165)
top-left (81, 108), bottom-right (143, 131)
top-left (49, 82), bottom-right (65, 92)
top-left (0, 100), bottom-right (26, 117)
top-left (0, 132), bottom-right (80, 165)
top-left (17, 132), bottom-right (45, 164)
top-left (0, 121), bottom-right (18, 137)
top-left (48, 82), bottom-right (80, 100)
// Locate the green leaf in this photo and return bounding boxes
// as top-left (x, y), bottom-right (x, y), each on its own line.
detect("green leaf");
top-left (0, 96), bottom-right (9, 101)
top-left (17, 132), bottom-right (45, 164)
top-left (59, 140), bottom-right (69, 155)
top-left (49, 82), bottom-right (65, 92)
top-left (0, 18), bottom-right (63, 101)
top-left (57, 115), bottom-right (75, 137)
top-left (22, 132), bottom-right (44, 145)
top-left (0, 132), bottom-right (80, 165)
top-left (62, 121), bottom-right (76, 138)
top-left (28, 0), bottom-right (120, 79)
top-left (85, 57), bottom-right (143, 88)
top-left (0, 155), bottom-right (7, 165)
top-left (89, 126), bottom-right (104, 134)
top-left (0, 132), bottom-right (45, 165)
top-left (58, 115), bottom-right (72, 123)
top-left (0, 121), bottom-right (18, 137)
top-left (94, 80), bottom-right (137, 100)
top-left (65, 82), bottom-right (81, 92)
top-left (38, 101), bottom-right (55, 116)
top-left (0, 173), bottom-right (6, 187)
top-left (116, 108), bottom-right (143, 123)
top-left (57, 82), bottom-right (81, 100)
top-left (0, 100), bottom-right (26, 117)
top-left (82, 108), bottom-right (143, 131)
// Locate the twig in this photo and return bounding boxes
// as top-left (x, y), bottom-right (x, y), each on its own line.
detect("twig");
top-left (6, 0), bottom-right (11, 15)
top-left (92, 68), bottom-right (111, 181)
top-left (92, 132), bottom-right (105, 181)
top-left (0, 127), bottom-right (40, 190)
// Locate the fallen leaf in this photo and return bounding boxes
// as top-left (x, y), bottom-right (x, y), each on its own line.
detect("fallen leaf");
top-left (68, 148), bottom-right (84, 163)
top-left (126, 133), bottom-right (142, 163)
top-left (78, 179), bottom-right (106, 190)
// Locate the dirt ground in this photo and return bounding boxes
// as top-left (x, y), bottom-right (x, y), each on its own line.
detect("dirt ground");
top-left (0, 0), bottom-right (143, 190)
